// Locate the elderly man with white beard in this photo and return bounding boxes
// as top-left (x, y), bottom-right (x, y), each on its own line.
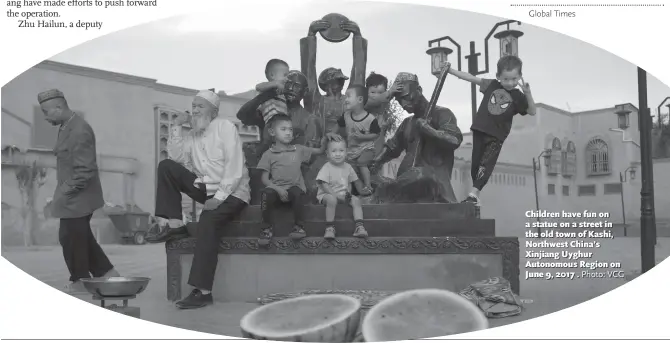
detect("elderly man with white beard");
top-left (147, 90), bottom-right (251, 309)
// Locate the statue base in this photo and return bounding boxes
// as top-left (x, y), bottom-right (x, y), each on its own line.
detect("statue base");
top-left (166, 203), bottom-right (519, 302)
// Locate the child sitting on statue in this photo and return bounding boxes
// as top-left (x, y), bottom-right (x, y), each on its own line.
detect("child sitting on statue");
top-left (316, 137), bottom-right (372, 240)
top-left (255, 59), bottom-right (290, 124)
top-left (365, 72), bottom-right (400, 156)
top-left (447, 56), bottom-right (536, 206)
top-left (256, 114), bottom-right (329, 246)
top-left (365, 72), bottom-right (400, 123)
top-left (337, 85), bottom-right (380, 192)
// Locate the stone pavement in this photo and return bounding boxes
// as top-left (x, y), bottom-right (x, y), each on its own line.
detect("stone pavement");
top-left (2, 237), bottom-right (669, 337)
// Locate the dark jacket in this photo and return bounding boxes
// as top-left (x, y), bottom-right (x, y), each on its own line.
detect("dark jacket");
top-left (51, 114), bottom-right (104, 218)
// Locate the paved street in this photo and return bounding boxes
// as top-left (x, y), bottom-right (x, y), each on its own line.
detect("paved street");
top-left (2, 237), bottom-right (669, 337)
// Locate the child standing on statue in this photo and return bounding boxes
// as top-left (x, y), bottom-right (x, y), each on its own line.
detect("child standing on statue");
top-left (447, 56), bottom-right (536, 206)
top-left (365, 72), bottom-right (400, 156)
top-left (337, 85), bottom-right (380, 192)
top-left (255, 59), bottom-right (290, 124)
top-left (256, 114), bottom-right (329, 246)
top-left (316, 137), bottom-right (371, 239)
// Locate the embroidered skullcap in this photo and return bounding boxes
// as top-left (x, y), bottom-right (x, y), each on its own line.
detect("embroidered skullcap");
top-left (394, 72), bottom-right (419, 84)
top-left (37, 89), bottom-right (65, 104)
top-left (195, 90), bottom-right (220, 109)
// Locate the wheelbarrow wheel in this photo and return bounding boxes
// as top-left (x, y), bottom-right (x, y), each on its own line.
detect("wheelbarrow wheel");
top-left (133, 231), bottom-right (147, 245)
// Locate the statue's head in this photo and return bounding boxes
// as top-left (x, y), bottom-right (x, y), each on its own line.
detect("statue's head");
top-left (318, 67), bottom-right (348, 95)
top-left (392, 72), bottom-right (423, 115)
top-left (284, 70), bottom-right (308, 104)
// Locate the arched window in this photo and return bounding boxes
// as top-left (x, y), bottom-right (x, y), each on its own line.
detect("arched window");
top-left (548, 138), bottom-right (561, 174)
top-left (565, 141), bottom-right (577, 176)
top-left (586, 138), bottom-right (610, 175)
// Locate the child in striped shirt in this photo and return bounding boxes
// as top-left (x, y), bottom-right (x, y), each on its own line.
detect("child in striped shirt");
top-left (255, 59), bottom-right (290, 124)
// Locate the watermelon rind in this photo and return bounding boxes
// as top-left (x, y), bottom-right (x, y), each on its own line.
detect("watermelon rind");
top-left (361, 288), bottom-right (489, 342)
top-left (240, 294), bottom-right (362, 342)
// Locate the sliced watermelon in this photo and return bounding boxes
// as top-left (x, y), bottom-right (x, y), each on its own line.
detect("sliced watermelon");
top-left (362, 289), bottom-right (488, 341)
top-left (240, 294), bottom-right (361, 342)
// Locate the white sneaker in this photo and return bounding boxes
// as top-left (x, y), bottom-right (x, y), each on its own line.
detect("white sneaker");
top-left (462, 194), bottom-right (480, 207)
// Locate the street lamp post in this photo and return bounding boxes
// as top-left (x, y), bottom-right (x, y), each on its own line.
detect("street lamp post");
top-left (532, 149), bottom-right (552, 237)
top-left (637, 67), bottom-right (656, 273)
top-left (619, 166), bottom-right (636, 237)
top-left (426, 20), bottom-right (523, 122)
top-left (656, 96), bottom-right (670, 130)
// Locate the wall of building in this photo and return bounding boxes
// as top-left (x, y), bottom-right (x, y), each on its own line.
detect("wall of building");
top-left (536, 105), bottom-right (641, 224)
top-left (651, 158), bottom-right (670, 219)
top-left (1, 109), bottom-right (32, 148)
top-left (456, 102), bottom-right (655, 234)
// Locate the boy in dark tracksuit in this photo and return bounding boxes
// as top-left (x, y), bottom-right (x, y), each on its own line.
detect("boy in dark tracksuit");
top-left (447, 56), bottom-right (537, 206)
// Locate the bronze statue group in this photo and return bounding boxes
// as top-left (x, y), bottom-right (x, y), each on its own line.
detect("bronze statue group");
top-left (41, 17), bottom-right (535, 310)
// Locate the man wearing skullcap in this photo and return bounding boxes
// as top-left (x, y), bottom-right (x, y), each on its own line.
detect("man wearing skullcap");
top-left (38, 89), bottom-right (120, 293)
top-left (370, 73), bottom-right (464, 203)
top-left (147, 89), bottom-right (250, 310)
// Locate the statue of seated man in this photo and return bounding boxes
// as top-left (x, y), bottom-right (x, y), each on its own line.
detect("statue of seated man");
top-left (370, 72), bottom-right (463, 203)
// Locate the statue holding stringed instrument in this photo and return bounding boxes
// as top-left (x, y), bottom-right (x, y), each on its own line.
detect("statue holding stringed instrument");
top-left (370, 62), bottom-right (463, 203)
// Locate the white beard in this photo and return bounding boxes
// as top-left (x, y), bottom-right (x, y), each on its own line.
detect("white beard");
top-left (191, 116), bottom-right (212, 132)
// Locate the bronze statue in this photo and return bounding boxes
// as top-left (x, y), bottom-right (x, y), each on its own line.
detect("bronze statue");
top-left (299, 14), bottom-right (368, 201)
top-left (300, 13), bottom-right (368, 136)
top-left (371, 70), bottom-right (463, 203)
top-left (237, 70), bottom-right (321, 155)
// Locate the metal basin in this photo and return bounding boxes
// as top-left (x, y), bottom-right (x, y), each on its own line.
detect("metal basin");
top-left (80, 277), bottom-right (151, 297)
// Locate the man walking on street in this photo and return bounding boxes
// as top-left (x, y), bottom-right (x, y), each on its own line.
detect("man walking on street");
top-left (38, 89), bottom-right (120, 294)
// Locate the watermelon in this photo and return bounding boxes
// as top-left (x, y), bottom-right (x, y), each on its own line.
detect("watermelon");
top-left (361, 289), bottom-right (488, 341)
top-left (240, 294), bottom-right (362, 342)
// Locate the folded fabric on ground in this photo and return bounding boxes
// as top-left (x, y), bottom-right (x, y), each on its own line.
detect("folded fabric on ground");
top-left (459, 276), bottom-right (523, 318)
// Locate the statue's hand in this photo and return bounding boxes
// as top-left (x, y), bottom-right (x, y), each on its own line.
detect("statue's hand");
top-left (340, 20), bottom-right (361, 36)
top-left (370, 154), bottom-right (384, 174)
top-left (415, 118), bottom-right (433, 136)
top-left (308, 20), bottom-right (331, 36)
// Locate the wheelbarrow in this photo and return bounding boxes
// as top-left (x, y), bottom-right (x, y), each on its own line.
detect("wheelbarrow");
top-left (107, 209), bottom-right (157, 245)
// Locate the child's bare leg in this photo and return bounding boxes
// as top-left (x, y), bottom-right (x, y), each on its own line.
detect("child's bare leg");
top-left (351, 195), bottom-right (363, 220)
top-left (359, 165), bottom-right (372, 189)
top-left (322, 194), bottom-right (338, 239)
top-left (350, 196), bottom-right (368, 238)
top-left (323, 194), bottom-right (337, 222)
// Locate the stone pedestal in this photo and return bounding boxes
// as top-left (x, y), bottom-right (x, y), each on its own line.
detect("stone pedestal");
top-left (166, 203), bottom-right (519, 302)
